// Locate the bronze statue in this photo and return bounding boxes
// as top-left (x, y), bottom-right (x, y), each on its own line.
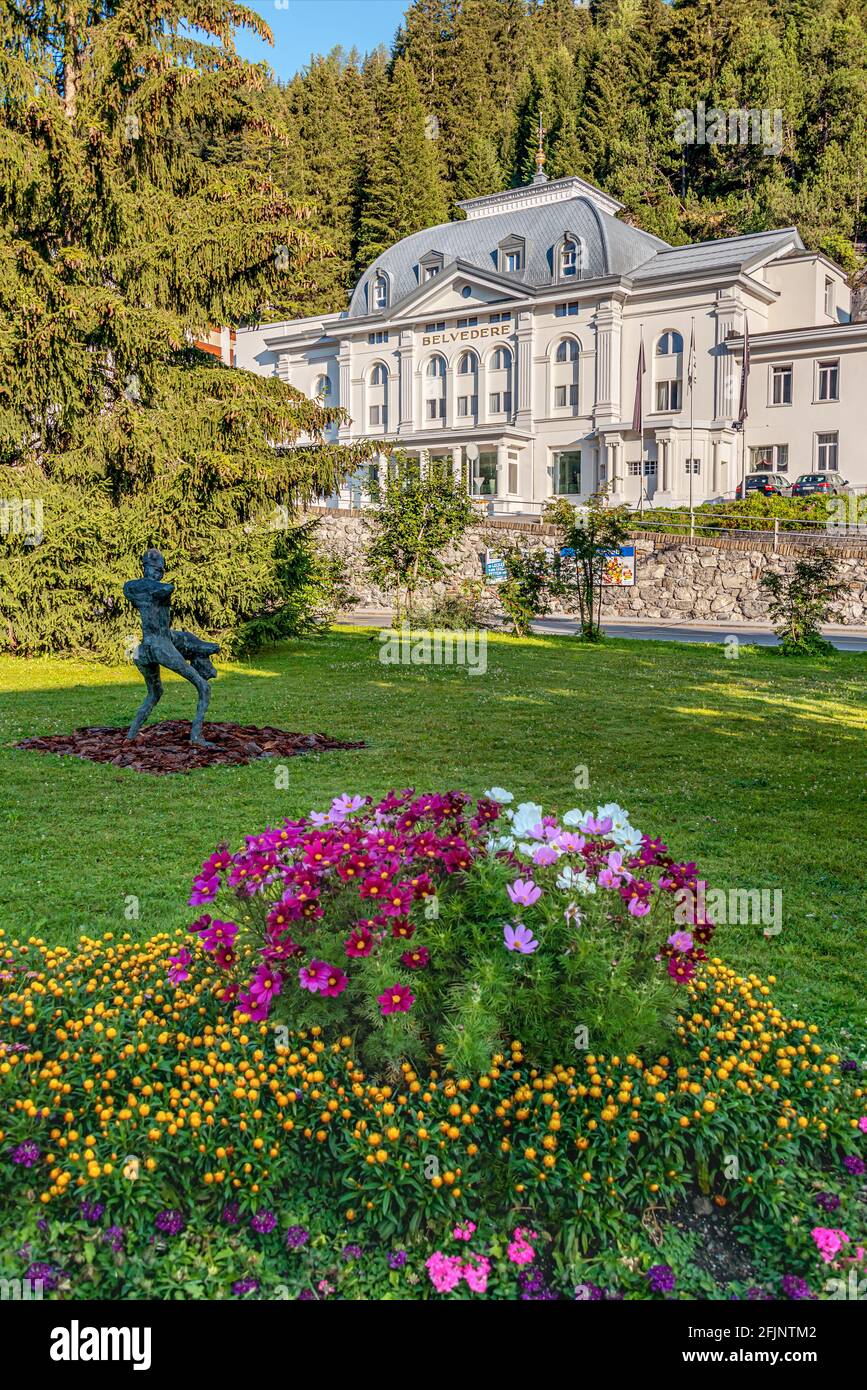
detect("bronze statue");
top-left (124, 548), bottom-right (220, 747)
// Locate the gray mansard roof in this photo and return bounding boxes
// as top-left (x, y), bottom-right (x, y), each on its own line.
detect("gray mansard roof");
top-left (630, 227), bottom-right (805, 282)
top-left (348, 194), bottom-right (670, 317)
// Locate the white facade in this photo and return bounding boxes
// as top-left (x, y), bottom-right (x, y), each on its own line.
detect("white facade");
top-left (234, 171), bottom-right (867, 512)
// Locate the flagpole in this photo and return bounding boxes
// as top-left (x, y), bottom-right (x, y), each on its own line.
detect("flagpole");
top-left (689, 316), bottom-right (695, 535)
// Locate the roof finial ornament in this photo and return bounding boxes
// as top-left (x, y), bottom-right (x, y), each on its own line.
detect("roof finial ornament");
top-left (533, 112), bottom-right (547, 184)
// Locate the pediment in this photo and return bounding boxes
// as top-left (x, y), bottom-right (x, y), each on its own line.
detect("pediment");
top-left (389, 259), bottom-right (531, 319)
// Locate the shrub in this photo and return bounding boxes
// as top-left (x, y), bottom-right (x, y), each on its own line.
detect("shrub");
top-left (186, 787), bottom-right (717, 1071)
top-left (403, 581), bottom-right (488, 632)
top-left (543, 494), bottom-right (631, 641)
top-left (493, 546), bottom-right (552, 636)
top-left (760, 548), bottom-right (844, 656)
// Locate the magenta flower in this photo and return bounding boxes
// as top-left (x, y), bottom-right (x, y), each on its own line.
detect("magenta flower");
top-left (627, 897), bottom-right (651, 918)
top-left (298, 960), bottom-right (331, 993)
top-left (503, 923), bottom-right (539, 954)
top-left (507, 878), bottom-right (542, 907)
top-left (377, 983), bottom-right (415, 1016)
top-left (401, 947), bottom-right (430, 969)
top-left (667, 930), bottom-right (694, 952)
top-left (167, 948), bottom-right (192, 986)
top-left (812, 1227), bottom-right (849, 1263)
top-left (344, 925), bottom-right (374, 958)
top-left (320, 965), bottom-right (348, 998)
top-left (249, 965), bottom-right (282, 1006)
top-left (531, 845), bottom-right (559, 867)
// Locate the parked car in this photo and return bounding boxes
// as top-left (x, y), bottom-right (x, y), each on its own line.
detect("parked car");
top-left (790, 472), bottom-right (850, 497)
top-left (734, 472), bottom-right (790, 499)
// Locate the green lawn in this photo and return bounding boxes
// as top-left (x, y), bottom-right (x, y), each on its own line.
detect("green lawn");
top-left (1, 627), bottom-right (864, 1035)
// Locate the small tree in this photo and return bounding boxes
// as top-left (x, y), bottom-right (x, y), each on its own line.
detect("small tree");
top-left (364, 454), bottom-right (475, 624)
top-left (494, 544), bottom-right (552, 636)
top-left (544, 492), bottom-right (632, 641)
top-left (760, 548), bottom-right (844, 655)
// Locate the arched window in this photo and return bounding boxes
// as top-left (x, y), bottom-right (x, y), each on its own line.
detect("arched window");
top-left (372, 272), bottom-right (388, 311)
top-left (491, 346), bottom-right (512, 371)
top-left (560, 238), bottom-right (579, 278)
top-left (455, 352), bottom-right (478, 420)
top-left (423, 354), bottom-right (446, 422)
top-left (654, 331), bottom-right (683, 412)
top-left (656, 330), bottom-right (683, 357)
top-left (552, 337), bottom-right (579, 412)
top-left (367, 362), bottom-right (389, 429)
top-left (313, 374), bottom-right (331, 401)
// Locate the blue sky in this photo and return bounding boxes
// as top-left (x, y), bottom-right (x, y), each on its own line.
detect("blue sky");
top-left (234, 1), bottom-right (408, 80)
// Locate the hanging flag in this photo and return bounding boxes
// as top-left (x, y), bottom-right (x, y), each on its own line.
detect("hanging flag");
top-left (737, 315), bottom-right (750, 423)
top-left (687, 320), bottom-right (697, 392)
top-left (631, 336), bottom-right (646, 434)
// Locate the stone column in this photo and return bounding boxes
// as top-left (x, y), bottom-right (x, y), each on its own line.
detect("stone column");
top-left (593, 299), bottom-right (623, 421)
top-left (338, 339), bottom-right (352, 444)
top-left (515, 310), bottom-right (535, 432)
top-left (713, 291), bottom-right (741, 423)
top-left (398, 329), bottom-right (414, 433)
top-left (496, 442), bottom-right (508, 501)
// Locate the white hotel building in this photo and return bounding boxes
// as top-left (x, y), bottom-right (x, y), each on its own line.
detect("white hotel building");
top-left (234, 162), bottom-right (867, 513)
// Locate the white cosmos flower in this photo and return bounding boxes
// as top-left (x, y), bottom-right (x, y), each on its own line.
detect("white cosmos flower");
top-left (487, 833), bottom-right (516, 853)
top-left (611, 825), bottom-right (643, 854)
top-left (516, 841), bottom-right (535, 858)
top-left (511, 802), bottom-right (544, 838)
top-left (562, 808), bottom-right (589, 828)
top-left (484, 787), bottom-right (514, 804)
top-left (556, 865), bottom-right (596, 895)
top-left (597, 802), bottom-right (633, 837)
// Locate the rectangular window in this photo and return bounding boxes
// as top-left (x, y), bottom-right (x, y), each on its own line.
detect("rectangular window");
top-left (627, 461), bottom-right (642, 476)
top-left (426, 398), bottom-right (445, 420)
top-left (776, 444), bottom-right (789, 470)
top-left (505, 251), bottom-right (521, 273)
top-left (554, 383), bottom-right (578, 409)
top-left (424, 265), bottom-right (439, 281)
top-left (367, 331), bottom-right (389, 345)
top-left (508, 451), bottom-right (519, 494)
top-left (471, 449), bottom-right (498, 496)
top-left (368, 405), bottom-right (382, 427)
top-left (555, 302), bottom-right (579, 318)
top-left (489, 311), bottom-right (511, 324)
top-left (643, 460), bottom-right (657, 476)
top-left (684, 459), bottom-right (701, 474)
top-left (554, 450), bottom-right (581, 494)
top-left (554, 384), bottom-right (567, 408)
top-left (457, 395), bottom-right (477, 417)
top-left (817, 360), bottom-right (839, 401)
top-left (457, 317), bottom-right (478, 329)
top-left (503, 391), bottom-right (512, 414)
top-left (423, 321), bottom-right (446, 333)
top-left (655, 379), bottom-right (682, 411)
top-left (771, 364), bottom-right (792, 405)
top-left (817, 432), bottom-right (839, 470)
top-left (825, 277), bottom-right (835, 318)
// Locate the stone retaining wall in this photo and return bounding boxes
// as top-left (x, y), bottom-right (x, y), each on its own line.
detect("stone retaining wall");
top-left (307, 508), bottom-right (867, 626)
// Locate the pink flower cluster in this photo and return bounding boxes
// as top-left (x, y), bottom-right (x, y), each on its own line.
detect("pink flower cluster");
top-left (426, 1221), bottom-right (490, 1294)
top-left (811, 1227), bottom-right (865, 1264)
top-left (186, 789), bottom-right (498, 1022)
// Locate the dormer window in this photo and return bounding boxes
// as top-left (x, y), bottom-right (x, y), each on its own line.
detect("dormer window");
top-left (419, 250), bottom-right (444, 283)
top-left (371, 271), bottom-right (389, 311)
top-left (498, 235), bottom-right (525, 275)
top-left (560, 239), bottom-right (578, 277)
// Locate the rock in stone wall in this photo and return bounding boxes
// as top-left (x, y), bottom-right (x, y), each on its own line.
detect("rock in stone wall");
top-left (307, 509), bottom-right (867, 626)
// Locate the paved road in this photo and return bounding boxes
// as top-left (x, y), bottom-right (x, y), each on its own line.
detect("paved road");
top-left (336, 612), bottom-right (867, 652)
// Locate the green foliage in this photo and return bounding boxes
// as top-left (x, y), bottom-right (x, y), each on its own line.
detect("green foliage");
top-left (364, 454), bottom-right (475, 622)
top-left (760, 546), bottom-right (844, 655)
top-left (0, 2), bottom-right (371, 658)
top-left (493, 544), bottom-right (552, 636)
top-left (544, 493), bottom-right (632, 641)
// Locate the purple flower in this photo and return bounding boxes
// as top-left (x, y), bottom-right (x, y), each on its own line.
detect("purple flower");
top-left (103, 1226), bottom-right (124, 1252)
top-left (503, 922), bottom-right (539, 954)
top-left (843, 1155), bottom-right (866, 1176)
top-left (155, 1209), bottom-right (185, 1236)
top-left (341, 1243), bottom-right (363, 1261)
top-left (388, 1250), bottom-right (408, 1270)
top-left (24, 1262), bottom-right (62, 1292)
top-left (10, 1141), bottom-right (41, 1168)
top-left (221, 1203), bottom-right (241, 1225)
top-left (232, 1276), bottom-right (260, 1297)
top-left (506, 878), bottom-right (542, 908)
top-left (285, 1225), bottom-right (309, 1249)
top-left (250, 1209), bottom-right (277, 1235)
top-left (781, 1274), bottom-right (813, 1300)
top-left (646, 1264), bottom-right (675, 1294)
top-left (79, 1198), bottom-right (105, 1223)
top-left (815, 1192), bottom-right (841, 1213)
top-left (667, 930), bottom-right (694, 953)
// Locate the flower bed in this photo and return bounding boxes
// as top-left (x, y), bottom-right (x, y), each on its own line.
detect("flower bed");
top-left (186, 788), bottom-right (714, 1069)
top-left (1, 923), bottom-right (865, 1300)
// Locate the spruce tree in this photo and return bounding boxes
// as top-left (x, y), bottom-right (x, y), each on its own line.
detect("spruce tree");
top-left (355, 55), bottom-right (450, 269)
top-left (0, 2), bottom-right (371, 657)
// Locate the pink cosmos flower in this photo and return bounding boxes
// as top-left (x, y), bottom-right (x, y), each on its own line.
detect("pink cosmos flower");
top-left (554, 831), bottom-right (586, 853)
top-left (628, 897), bottom-right (651, 917)
top-left (344, 925), bottom-right (374, 958)
top-left (858, 1117), bottom-right (867, 1133)
top-left (531, 845), bottom-right (559, 867)
top-left (298, 960), bottom-right (331, 993)
top-left (507, 878), bottom-right (542, 907)
top-left (249, 965), bottom-right (282, 1006)
top-left (167, 949), bottom-right (192, 986)
top-left (503, 923), bottom-right (539, 954)
top-left (400, 947), bottom-right (430, 969)
top-left (667, 930), bottom-right (694, 952)
top-left (320, 965), bottom-right (348, 998)
top-left (812, 1227), bottom-right (850, 1263)
top-left (377, 983), bottom-right (415, 1016)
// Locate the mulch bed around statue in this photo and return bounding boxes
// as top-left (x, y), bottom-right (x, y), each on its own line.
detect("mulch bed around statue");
top-left (16, 721), bottom-right (366, 774)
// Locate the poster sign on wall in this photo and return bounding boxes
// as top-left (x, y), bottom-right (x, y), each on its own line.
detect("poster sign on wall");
top-left (484, 550), bottom-right (507, 584)
top-left (600, 545), bottom-right (636, 587)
